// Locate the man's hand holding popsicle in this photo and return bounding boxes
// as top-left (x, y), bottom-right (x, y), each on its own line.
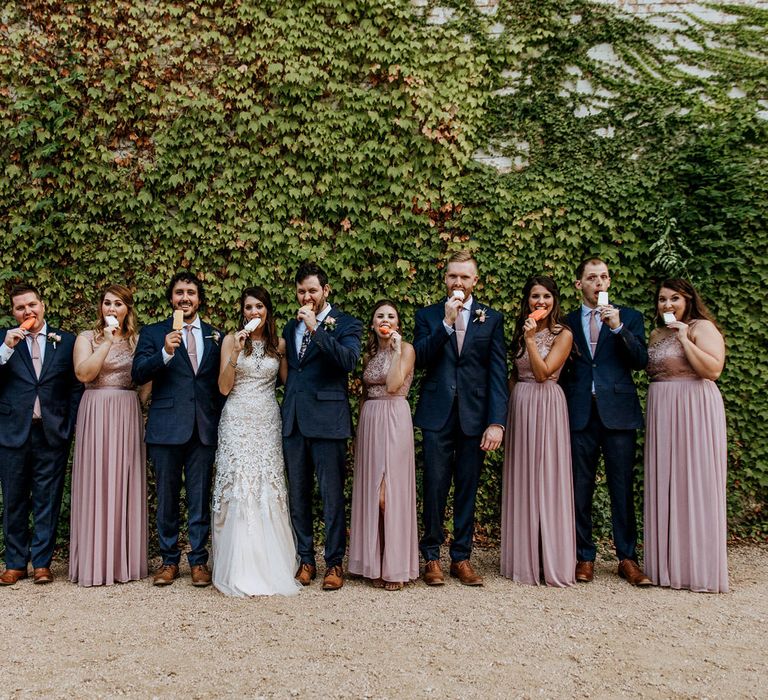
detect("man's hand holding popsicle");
top-left (3, 315), bottom-right (37, 349)
top-left (164, 309), bottom-right (185, 355)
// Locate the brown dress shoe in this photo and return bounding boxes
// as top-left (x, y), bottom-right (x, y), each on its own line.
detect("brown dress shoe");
top-left (295, 563), bottom-right (317, 586)
top-left (152, 563), bottom-right (180, 586)
top-left (422, 560), bottom-right (445, 586)
top-left (575, 560), bottom-right (595, 583)
top-left (450, 559), bottom-right (483, 586)
top-left (618, 559), bottom-right (653, 586)
top-left (190, 564), bottom-right (212, 587)
top-left (33, 567), bottom-right (54, 584)
top-left (0, 568), bottom-right (28, 585)
top-left (322, 565), bottom-right (344, 590)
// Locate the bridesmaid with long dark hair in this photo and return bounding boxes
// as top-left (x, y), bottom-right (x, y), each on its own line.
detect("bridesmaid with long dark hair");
top-left (501, 276), bottom-right (576, 586)
top-left (348, 300), bottom-right (418, 591)
top-left (70, 284), bottom-right (150, 586)
top-left (644, 278), bottom-right (728, 593)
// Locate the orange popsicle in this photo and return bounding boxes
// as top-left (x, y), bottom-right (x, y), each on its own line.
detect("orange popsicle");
top-left (20, 317), bottom-right (37, 331)
top-left (379, 327), bottom-right (390, 336)
top-left (528, 308), bottom-right (548, 321)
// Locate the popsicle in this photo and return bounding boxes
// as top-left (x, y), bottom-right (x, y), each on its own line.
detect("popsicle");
top-left (105, 315), bottom-right (119, 328)
top-left (528, 308), bottom-right (548, 321)
top-left (172, 310), bottom-right (184, 331)
top-left (663, 312), bottom-right (676, 325)
top-left (597, 291), bottom-right (609, 307)
top-left (244, 317), bottom-right (261, 333)
top-left (20, 317), bottom-right (37, 331)
top-left (379, 327), bottom-right (391, 336)
top-left (452, 290), bottom-right (465, 301)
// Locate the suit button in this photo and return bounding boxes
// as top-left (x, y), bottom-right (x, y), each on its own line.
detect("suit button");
top-left (592, 363), bottom-right (597, 368)
top-left (451, 385), bottom-right (456, 391)
top-left (298, 369), bottom-right (302, 373)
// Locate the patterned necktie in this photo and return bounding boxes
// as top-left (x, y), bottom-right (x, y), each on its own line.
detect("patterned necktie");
top-left (455, 307), bottom-right (466, 355)
top-left (185, 324), bottom-right (199, 374)
top-left (298, 328), bottom-right (312, 360)
top-left (589, 309), bottom-right (600, 357)
top-left (30, 333), bottom-right (42, 419)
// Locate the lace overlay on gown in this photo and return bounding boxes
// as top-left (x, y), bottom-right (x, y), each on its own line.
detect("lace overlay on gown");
top-left (363, 348), bottom-right (413, 398)
top-left (83, 331), bottom-right (136, 389)
top-left (213, 343), bottom-right (288, 522)
top-left (647, 329), bottom-right (700, 381)
top-left (212, 341), bottom-right (300, 596)
top-left (515, 329), bottom-right (563, 383)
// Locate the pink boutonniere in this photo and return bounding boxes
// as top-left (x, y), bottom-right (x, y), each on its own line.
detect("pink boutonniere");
top-left (47, 332), bottom-right (62, 348)
top-left (323, 316), bottom-right (337, 332)
top-left (473, 308), bottom-right (487, 324)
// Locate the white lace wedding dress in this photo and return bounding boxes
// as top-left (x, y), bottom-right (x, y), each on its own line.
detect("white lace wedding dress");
top-left (212, 342), bottom-right (301, 597)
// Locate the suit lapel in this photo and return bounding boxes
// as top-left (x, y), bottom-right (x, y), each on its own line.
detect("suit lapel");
top-left (16, 335), bottom-right (37, 379)
top-left (301, 308), bottom-right (338, 364)
top-left (571, 311), bottom-right (590, 358)
top-left (462, 299), bottom-right (480, 351)
top-left (198, 321), bottom-right (215, 371)
top-left (38, 329), bottom-right (57, 380)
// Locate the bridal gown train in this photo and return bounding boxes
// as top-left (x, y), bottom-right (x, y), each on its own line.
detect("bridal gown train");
top-left (212, 342), bottom-right (301, 597)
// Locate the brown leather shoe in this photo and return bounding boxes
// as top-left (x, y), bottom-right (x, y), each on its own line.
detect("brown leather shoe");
top-left (322, 565), bottom-right (344, 591)
top-left (618, 559), bottom-right (653, 586)
top-left (422, 560), bottom-right (445, 586)
top-left (449, 559), bottom-right (483, 586)
top-left (152, 563), bottom-right (180, 586)
top-left (33, 567), bottom-right (53, 584)
top-left (190, 564), bottom-right (212, 587)
top-left (0, 568), bottom-right (28, 585)
top-left (295, 563), bottom-right (317, 586)
top-left (575, 560), bottom-right (595, 583)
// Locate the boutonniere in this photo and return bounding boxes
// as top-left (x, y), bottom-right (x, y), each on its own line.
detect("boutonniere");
top-left (47, 332), bottom-right (62, 348)
top-left (322, 316), bottom-right (337, 332)
top-left (205, 331), bottom-right (221, 345)
top-left (473, 308), bottom-right (488, 324)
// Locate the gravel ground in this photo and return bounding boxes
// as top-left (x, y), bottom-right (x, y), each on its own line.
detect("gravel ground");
top-left (2, 545), bottom-right (766, 699)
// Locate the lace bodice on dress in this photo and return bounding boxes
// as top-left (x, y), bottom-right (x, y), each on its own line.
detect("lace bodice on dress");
top-left (80, 331), bottom-right (136, 389)
top-left (364, 348), bottom-right (413, 398)
top-left (647, 329), bottom-right (700, 381)
top-left (515, 329), bottom-right (562, 382)
top-left (213, 342), bottom-right (288, 523)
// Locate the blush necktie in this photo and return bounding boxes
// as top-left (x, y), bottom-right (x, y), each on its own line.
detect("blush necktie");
top-left (185, 324), bottom-right (199, 374)
top-left (30, 333), bottom-right (42, 419)
top-left (298, 329), bottom-right (312, 360)
top-left (589, 309), bottom-right (600, 357)
top-left (455, 308), bottom-right (466, 355)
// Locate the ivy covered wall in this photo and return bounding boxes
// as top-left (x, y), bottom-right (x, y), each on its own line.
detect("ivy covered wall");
top-left (1, 0), bottom-right (766, 547)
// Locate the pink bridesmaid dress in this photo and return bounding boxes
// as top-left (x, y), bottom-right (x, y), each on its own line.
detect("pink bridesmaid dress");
top-left (501, 329), bottom-right (576, 587)
top-left (69, 331), bottom-right (147, 586)
top-left (644, 325), bottom-right (728, 593)
top-left (348, 349), bottom-right (418, 583)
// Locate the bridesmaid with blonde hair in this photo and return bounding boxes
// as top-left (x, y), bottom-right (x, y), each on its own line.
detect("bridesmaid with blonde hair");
top-left (70, 284), bottom-right (150, 586)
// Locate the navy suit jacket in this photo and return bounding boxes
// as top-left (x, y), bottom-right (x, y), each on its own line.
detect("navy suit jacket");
top-left (413, 299), bottom-right (508, 435)
top-left (132, 317), bottom-right (224, 446)
top-left (0, 328), bottom-right (83, 449)
top-left (281, 308), bottom-right (362, 439)
top-left (559, 306), bottom-right (648, 431)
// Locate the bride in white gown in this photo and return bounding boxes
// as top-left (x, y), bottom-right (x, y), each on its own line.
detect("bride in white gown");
top-left (212, 287), bottom-right (301, 597)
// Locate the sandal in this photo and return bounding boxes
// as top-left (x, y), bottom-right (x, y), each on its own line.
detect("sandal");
top-left (371, 577), bottom-right (385, 589)
top-left (384, 581), bottom-right (404, 591)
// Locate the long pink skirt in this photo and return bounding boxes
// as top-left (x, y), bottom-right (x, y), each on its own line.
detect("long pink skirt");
top-left (348, 397), bottom-right (418, 583)
top-left (644, 379), bottom-right (728, 593)
top-left (501, 381), bottom-right (576, 587)
top-left (69, 388), bottom-right (147, 586)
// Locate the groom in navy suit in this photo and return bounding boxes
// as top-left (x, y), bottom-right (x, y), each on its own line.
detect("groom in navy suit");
top-left (414, 251), bottom-right (508, 586)
top-left (132, 272), bottom-right (224, 587)
top-left (559, 257), bottom-right (651, 586)
top-left (282, 261), bottom-right (362, 591)
top-left (0, 284), bottom-right (82, 585)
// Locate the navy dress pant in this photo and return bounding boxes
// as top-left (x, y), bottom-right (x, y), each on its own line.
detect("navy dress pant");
top-left (0, 422), bottom-right (69, 570)
top-left (420, 399), bottom-right (484, 563)
top-left (283, 424), bottom-right (347, 568)
top-left (570, 399), bottom-right (638, 563)
top-left (148, 427), bottom-right (216, 567)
